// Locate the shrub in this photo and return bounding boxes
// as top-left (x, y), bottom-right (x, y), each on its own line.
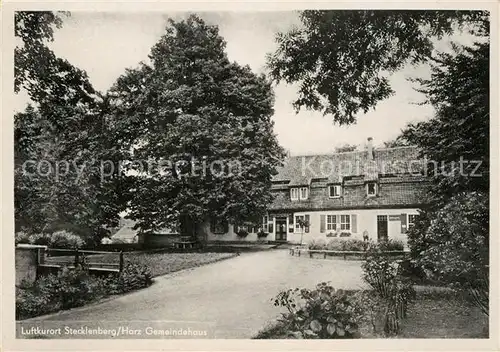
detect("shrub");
top-left (326, 239), bottom-right (343, 251)
top-left (16, 263), bottom-right (153, 320)
top-left (408, 192), bottom-right (489, 315)
top-left (377, 239), bottom-right (404, 251)
top-left (50, 230), bottom-right (85, 249)
top-left (341, 239), bottom-right (367, 251)
top-left (15, 231), bottom-right (31, 245)
top-left (272, 283), bottom-right (363, 338)
top-left (308, 239), bottom-right (326, 250)
top-left (28, 233), bottom-right (51, 246)
top-left (236, 229), bottom-right (249, 237)
top-left (257, 230), bottom-right (268, 238)
top-left (111, 262), bottom-right (153, 294)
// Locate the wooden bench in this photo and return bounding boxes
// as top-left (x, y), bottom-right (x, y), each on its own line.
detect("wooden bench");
top-left (172, 241), bottom-right (199, 250)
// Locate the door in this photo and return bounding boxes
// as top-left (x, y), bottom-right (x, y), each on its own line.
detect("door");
top-left (377, 215), bottom-right (388, 242)
top-left (275, 217), bottom-right (287, 241)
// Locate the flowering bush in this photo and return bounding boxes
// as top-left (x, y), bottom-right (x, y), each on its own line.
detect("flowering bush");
top-left (50, 230), bottom-right (85, 249)
top-left (15, 231), bottom-right (31, 245)
top-left (272, 282), bottom-right (363, 338)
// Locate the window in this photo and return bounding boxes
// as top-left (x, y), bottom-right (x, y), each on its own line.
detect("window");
top-left (262, 215), bottom-right (269, 232)
top-left (340, 215), bottom-right (351, 230)
top-left (326, 215), bottom-right (337, 231)
top-left (300, 187), bottom-right (308, 200)
top-left (366, 182), bottom-right (377, 196)
top-left (211, 219), bottom-right (228, 234)
top-left (295, 215), bottom-right (310, 233)
top-left (291, 187), bottom-right (309, 201)
top-left (408, 214), bottom-right (418, 229)
top-left (329, 185), bottom-right (341, 198)
top-left (295, 215), bottom-right (304, 230)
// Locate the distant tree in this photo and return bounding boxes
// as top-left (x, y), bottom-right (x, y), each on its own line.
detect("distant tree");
top-left (334, 143), bottom-right (358, 153)
top-left (267, 10), bottom-right (488, 124)
top-left (108, 15), bottom-right (285, 242)
top-left (382, 137), bottom-right (411, 148)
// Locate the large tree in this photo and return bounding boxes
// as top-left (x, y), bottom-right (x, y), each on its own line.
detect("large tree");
top-left (267, 10), bottom-right (488, 124)
top-left (108, 15), bottom-right (284, 241)
top-left (14, 12), bottom-right (127, 244)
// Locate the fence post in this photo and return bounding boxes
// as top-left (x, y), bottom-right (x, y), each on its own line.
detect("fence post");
top-left (119, 251), bottom-right (124, 273)
top-left (74, 249), bottom-right (79, 267)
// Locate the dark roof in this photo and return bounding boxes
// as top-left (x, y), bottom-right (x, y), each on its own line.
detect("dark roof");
top-left (269, 146), bottom-right (428, 211)
top-left (273, 146), bottom-right (423, 185)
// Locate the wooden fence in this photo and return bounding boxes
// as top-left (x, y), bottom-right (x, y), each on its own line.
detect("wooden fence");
top-left (289, 247), bottom-right (409, 260)
top-left (39, 248), bottom-right (124, 274)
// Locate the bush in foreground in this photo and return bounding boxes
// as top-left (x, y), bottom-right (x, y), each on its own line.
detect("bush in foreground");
top-left (271, 282), bottom-right (363, 339)
top-left (16, 263), bottom-right (153, 320)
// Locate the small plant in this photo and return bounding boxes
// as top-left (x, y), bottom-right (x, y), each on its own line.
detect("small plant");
top-left (326, 232), bottom-right (338, 237)
top-left (257, 230), bottom-right (268, 238)
top-left (236, 228), bottom-right (249, 237)
top-left (339, 232), bottom-right (352, 238)
top-left (272, 282), bottom-right (363, 339)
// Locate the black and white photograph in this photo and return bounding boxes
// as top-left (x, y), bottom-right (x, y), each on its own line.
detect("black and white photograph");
top-left (2, 1), bottom-right (498, 349)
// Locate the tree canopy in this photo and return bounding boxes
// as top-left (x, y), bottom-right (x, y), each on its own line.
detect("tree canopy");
top-left (267, 10), bottom-right (488, 124)
top-left (14, 11), bottom-right (127, 244)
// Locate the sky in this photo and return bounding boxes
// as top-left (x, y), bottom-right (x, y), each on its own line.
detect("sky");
top-left (14, 11), bottom-right (470, 155)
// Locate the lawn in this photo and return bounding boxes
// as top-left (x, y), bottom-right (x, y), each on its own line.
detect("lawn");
top-left (45, 251), bottom-right (238, 277)
top-left (121, 251), bottom-right (238, 277)
top-left (398, 288), bottom-right (488, 338)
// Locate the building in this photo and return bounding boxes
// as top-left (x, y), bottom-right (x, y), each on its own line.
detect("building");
top-left (205, 138), bottom-right (428, 246)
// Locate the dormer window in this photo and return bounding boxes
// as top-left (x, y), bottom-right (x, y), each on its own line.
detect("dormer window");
top-left (291, 187), bottom-right (308, 201)
top-left (329, 185), bottom-right (342, 198)
top-left (366, 182), bottom-right (377, 196)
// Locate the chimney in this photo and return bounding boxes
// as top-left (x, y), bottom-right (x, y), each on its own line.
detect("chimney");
top-left (367, 137), bottom-right (374, 160)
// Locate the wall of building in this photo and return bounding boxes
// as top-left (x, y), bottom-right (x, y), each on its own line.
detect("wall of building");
top-left (282, 208), bottom-right (419, 246)
top-left (204, 222), bottom-right (275, 242)
top-left (203, 207), bottom-right (418, 246)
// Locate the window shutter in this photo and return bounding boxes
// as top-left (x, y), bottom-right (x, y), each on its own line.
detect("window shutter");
top-left (223, 221), bottom-right (229, 233)
top-left (288, 214), bottom-right (294, 232)
top-left (268, 215), bottom-right (274, 233)
top-left (210, 219), bottom-right (215, 233)
top-left (351, 214), bottom-right (357, 233)
top-left (320, 215), bottom-right (325, 233)
top-left (305, 214), bottom-right (310, 233)
top-left (401, 213), bottom-right (407, 233)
